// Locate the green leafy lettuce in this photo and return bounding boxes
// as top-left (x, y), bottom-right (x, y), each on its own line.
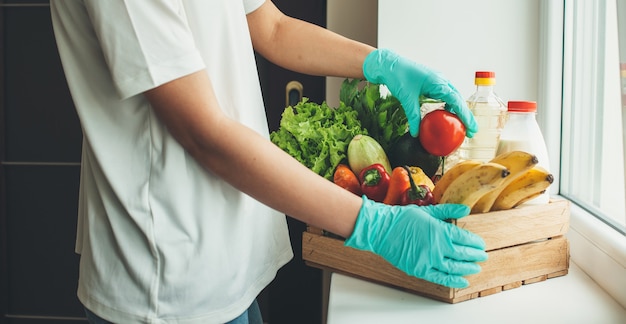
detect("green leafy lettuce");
top-left (339, 79), bottom-right (409, 153)
top-left (270, 98), bottom-right (366, 180)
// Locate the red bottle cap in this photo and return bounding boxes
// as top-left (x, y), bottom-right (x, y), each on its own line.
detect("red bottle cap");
top-left (507, 101), bottom-right (537, 112)
top-left (475, 71), bottom-right (496, 78)
top-left (475, 71), bottom-right (496, 85)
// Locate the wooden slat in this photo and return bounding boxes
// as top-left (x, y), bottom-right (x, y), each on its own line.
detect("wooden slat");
top-left (503, 281), bottom-right (523, 290)
top-left (457, 236), bottom-right (570, 296)
top-left (478, 286), bottom-right (502, 297)
top-left (453, 199), bottom-right (570, 250)
top-left (523, 275), bottom-right (548, 285)
top-left (547, 269), bottom-right (569, 279)
top-left (450, 292), bottom-right (478, 303)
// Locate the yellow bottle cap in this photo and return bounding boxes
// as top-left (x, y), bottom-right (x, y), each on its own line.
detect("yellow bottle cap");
top-left (475, 71), bottom-right (496, 85)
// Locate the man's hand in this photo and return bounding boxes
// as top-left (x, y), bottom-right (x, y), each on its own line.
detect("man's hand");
top-left (345, 196), bottom-right (488, 288)
top-left (363, 48), bottom-right (478, 138)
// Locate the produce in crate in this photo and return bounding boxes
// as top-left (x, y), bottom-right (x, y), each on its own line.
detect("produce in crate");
top-left (339, 79), bottom-right (407, 153)
top-left (400, 166), bottom-right (434, 206)
top-left (271, 81), bottom-right (553, 213)
top-left (432, 150), bottom-right (554, 213)
top-left (273, 79), bottom-right (447, 182)
top-left (381, 166), bottom-right (434, 206)
top-left (358, 164), bottom-right (391, 203)
top-left (418, 109), bottom-right (466, 157)
top-left (470, 150), bottom-right (539, 213)
top-left (333, 164), bottom-right (362, 196)
top-left (333, 161), bottom-right (437, 206)
top-left (438, 162), bottom-right (510, 207)
top-left (431, 160), bottom-right (482, 203)
top-left (407, 166), bottom-right (435, 191)
top-left (387, 132), bottom-right (441, 179)
top-left (270, 98), bottom-right (365, 180)
top-left (382, 167), bottom-right (413, 205)
top-left (347, 134), bottom-right (392, 176)
top-left (491, 165), bottom-right (554, 211)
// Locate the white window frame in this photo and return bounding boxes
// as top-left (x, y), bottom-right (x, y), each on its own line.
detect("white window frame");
top-left (540, 0), bottom-right (626, 308)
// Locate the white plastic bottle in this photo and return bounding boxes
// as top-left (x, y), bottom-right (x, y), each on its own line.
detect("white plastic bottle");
top-left (459, 71), bottom-right (507, 163)
top-left (496, 101), bottom-right (551, 204)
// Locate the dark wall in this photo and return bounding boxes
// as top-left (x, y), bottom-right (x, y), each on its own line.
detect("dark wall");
top-left (256, 1), bottom-right (327, 324)
top-left (0, 1), bottom-right (85, 324)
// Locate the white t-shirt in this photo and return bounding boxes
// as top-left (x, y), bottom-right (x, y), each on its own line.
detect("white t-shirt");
top-left (50, 1), bottom-right (293, 323)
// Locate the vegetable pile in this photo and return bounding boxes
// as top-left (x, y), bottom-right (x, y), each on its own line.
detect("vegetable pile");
top-left (270, 98), bottom-right (365, 180)
top-left (270, 81), bottom-right (550, 213)
top-left (270, 79), bottom-right (464, 196)
top-left (341, 133), bottom-right (435, 206)
top-left (332, 135), bottom-right (436, 206)
top-left (339, 79), bottom-right (408, 153)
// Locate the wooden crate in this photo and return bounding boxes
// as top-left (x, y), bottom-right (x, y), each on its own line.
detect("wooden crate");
top-left (302, 199), bottom-right (570, 303)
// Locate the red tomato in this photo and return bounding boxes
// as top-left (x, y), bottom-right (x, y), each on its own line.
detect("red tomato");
top-left (418, 110), bottom-right (466, 157)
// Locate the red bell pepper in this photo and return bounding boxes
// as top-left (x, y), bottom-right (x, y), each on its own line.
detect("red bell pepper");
top-left (358, 164), bottom-right (390, 202)
top-left (400, 166), bottom-right (435, 206)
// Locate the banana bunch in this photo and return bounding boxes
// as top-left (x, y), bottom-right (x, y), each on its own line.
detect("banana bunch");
top-left (432, 151), bottom-right (554, 213)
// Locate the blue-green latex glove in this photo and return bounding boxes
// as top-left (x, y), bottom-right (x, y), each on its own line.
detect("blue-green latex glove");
top-left (363, 48), bottom-right (478, 138)
top-left (345, 196), bottom-right (488, 288)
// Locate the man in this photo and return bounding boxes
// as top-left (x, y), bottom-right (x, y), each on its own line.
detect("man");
top-left (50, 1), bottom-right (487, 323)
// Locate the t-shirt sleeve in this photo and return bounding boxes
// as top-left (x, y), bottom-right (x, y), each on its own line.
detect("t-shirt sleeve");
top-left (243, 0), bottom-right (266, 14)
top-left (84, 0), bottom-right (205, 99)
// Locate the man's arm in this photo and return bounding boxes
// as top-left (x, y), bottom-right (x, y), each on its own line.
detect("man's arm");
top-left (246, 0), bottom-right (375, 79)
top-left (143, 71), bottom-right (362, 238)
top-left (144, 1), bottom-right (371, 239)
top-left (246, 1), bottom-right (478, 138)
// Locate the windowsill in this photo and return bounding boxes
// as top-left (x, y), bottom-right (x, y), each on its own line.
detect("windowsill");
top-left (566, 196), bottom-right (626, 308)
top-left (326, 262), bottom-right (626, 324)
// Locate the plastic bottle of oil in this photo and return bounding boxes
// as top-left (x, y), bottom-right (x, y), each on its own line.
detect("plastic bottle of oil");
top-left (459, 71), bottom-right (507, 162)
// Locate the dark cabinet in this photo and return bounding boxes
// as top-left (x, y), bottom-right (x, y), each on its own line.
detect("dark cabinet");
top-left (0, 2), bottom-right (86, 324)
top-left (256, 1), bottom-right (327, 324)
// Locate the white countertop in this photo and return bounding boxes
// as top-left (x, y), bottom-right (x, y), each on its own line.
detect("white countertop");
top-left (327, 262), bottom-right (626, 324)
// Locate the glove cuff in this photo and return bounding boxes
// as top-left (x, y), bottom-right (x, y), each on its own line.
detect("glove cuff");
top-left (362, 48), bottom-right (399, 84)
top-left (344, 196), bottom-right (377, 251)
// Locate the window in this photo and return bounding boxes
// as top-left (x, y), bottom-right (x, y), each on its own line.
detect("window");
top-left (534, 0), bottom-right (626, 307)
top-left (561, 0), bottom-right (626, 234)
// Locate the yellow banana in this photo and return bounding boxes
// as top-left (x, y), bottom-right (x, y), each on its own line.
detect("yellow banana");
top-left (491, 166), bottom-right (554, 211)
top-left (439, 162), bottom-right (510, 209)
top-left (432, 160), bottom-right (482, 203)
top-left (471, 151), bottom-right (539, 213)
